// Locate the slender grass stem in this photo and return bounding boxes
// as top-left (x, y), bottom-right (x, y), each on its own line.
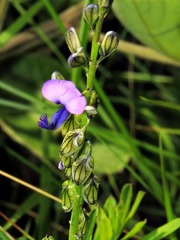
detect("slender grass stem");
top-left (159, 133), bottom-right (176, 240)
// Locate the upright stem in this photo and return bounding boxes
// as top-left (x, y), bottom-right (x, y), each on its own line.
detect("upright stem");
top-left (68, 185), bottom-right (83, 240)
top-left (86, 15), bottom-right (104, 90)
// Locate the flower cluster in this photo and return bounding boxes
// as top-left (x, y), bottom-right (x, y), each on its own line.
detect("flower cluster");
top-left (38, 73), bottom-right (100, 238)
top-left (38, 0), bottom-right (119, 238)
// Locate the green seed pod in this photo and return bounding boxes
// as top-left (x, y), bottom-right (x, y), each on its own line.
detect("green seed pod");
top-left (99, 31), bottom-right (119, 58)
top-left (65, 27), bottom-right (82, 53)
top-left (83, 175), bottom-right (100, 205)
top-left (68, 52), bottom-right (87, 68)
top-left (72, 155), bottom-right (94, 185)
top-left (84, 4), bottom-right (99, 27)
top-left (62, 115), bottom-right (79, 137)
top-left (61, 180), bottom-right (76, 212)
top-left (60, 129), bottom-right (85, 157)
top-left (51, 71), bottom-right (64, 80)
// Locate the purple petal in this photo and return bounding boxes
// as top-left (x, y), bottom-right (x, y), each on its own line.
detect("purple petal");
top-left (38, 114), bottom-right (49, 128)
top-left (50, 107), bottom-right (69, 128)
top-left (38, 107), bottom-right (69, 130)
top-left (42, 79), bottom-right (81, 104)
top-left (66, 95), bottom-right (87, 114)
top-left (58, 161), bottom-right (65, 170)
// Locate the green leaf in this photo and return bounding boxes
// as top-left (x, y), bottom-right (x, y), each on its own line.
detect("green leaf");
top-left (126, 191), bottom-right (145, 222)
top-left (95, 208), bottom-right (113, 240)
top-left (121, 219), bottom-right (147, 240)
top-left (0, 229), bottom-right (10, 240)
top-left (113, 0), bottom-right (180, 60)
top-left (119, 184), bottom-right (133, 222)
top-left (141, 218), bottom-right (180, 240)
top-left (104, 196), bottom-right (117, 216)
top-left (0, 2), bottom-right (43, 47)
top-left (93, 143), bottom-right (130, 174)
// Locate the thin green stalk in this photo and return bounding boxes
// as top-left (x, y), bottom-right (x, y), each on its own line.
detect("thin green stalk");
top-left (68, 185), bottom-right (84, 240)
top-left (86, 14), bottom-right (104, 90)
top-left (11, 0), bottom-right (67, 66)
top-left (159, 133), bottom-right (176, 240)
top-left (71, 0), bottom-right (91, 86)
top-left (40, 0), bottom-right (66, 34)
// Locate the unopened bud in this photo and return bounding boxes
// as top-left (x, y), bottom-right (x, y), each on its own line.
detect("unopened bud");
top-left (65, 27), bottom-right (82, 53)
top-left (51, 71), bottom-right (64, 80)
top-left (58, 160), bottom-right (65, 170)
top-left (72, 154), bottom-right (94, 185)
top-left (68, 52), bottom-right (86, 68)
top-left (83, 175), bottom-right (100, 205)
top-left (84, 4), bottom-right (99, 27)
top-left (98, 0), bottom-right (113, 16)
top-left (99, 31), bottom-right (119, 58)
top-left (61, 180), bottom-right (75, 212)
top-left (85, 106), bottom-right (98, 116)
top-left (60, 129), bottom-right (85, 157)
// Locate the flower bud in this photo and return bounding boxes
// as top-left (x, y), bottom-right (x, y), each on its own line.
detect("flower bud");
top-left (99, 31), bottom-right (119, 58)
top-left (60, 129), bottom-right (85, 157)
top-left (84, 4), bottom-right (99, 27)
top-left (58, 160), bottom-right (65, 170)
top-left (98, 0), bottom-right (113, 16)
top-left (68, 52), bottom-right (87, 68)
top-left (85, 106), bottom-right (98, 116)
top-left (61, 180), bottom-right (76, 212)
top-left (51, 71), bottom-right (64, 80)
top-left (65, 27), bottom-right (82, 53)
top-left (72, 154), bottom-right (94, 185)
top-left (83, 175), bottom-right (100, 205)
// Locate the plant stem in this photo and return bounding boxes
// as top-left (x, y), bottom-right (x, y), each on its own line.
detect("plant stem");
top-left (86, 14), bottom-right (104, 90)
top-left (68, 185), bottom-right (83, 240)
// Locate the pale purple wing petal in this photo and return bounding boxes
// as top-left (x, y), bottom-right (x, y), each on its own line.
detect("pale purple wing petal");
top-left (42, 79), bottom-right (76, 104)
top-left (66, 95), bottom-right (86, 114)
top-left (59, 87), bottom-right (82, 105)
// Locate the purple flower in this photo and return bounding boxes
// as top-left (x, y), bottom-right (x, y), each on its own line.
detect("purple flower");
top-left (38, 79), bottom-right (86, 130)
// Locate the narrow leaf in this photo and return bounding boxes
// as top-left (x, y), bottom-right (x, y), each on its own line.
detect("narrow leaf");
top-left (121, 219), bottom-right (147, 240)
top-left (141, 218), bottom-right (180, 240)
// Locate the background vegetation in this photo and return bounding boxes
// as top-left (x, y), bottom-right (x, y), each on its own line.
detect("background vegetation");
top-left (0, 0), bottom-right (180, 239)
